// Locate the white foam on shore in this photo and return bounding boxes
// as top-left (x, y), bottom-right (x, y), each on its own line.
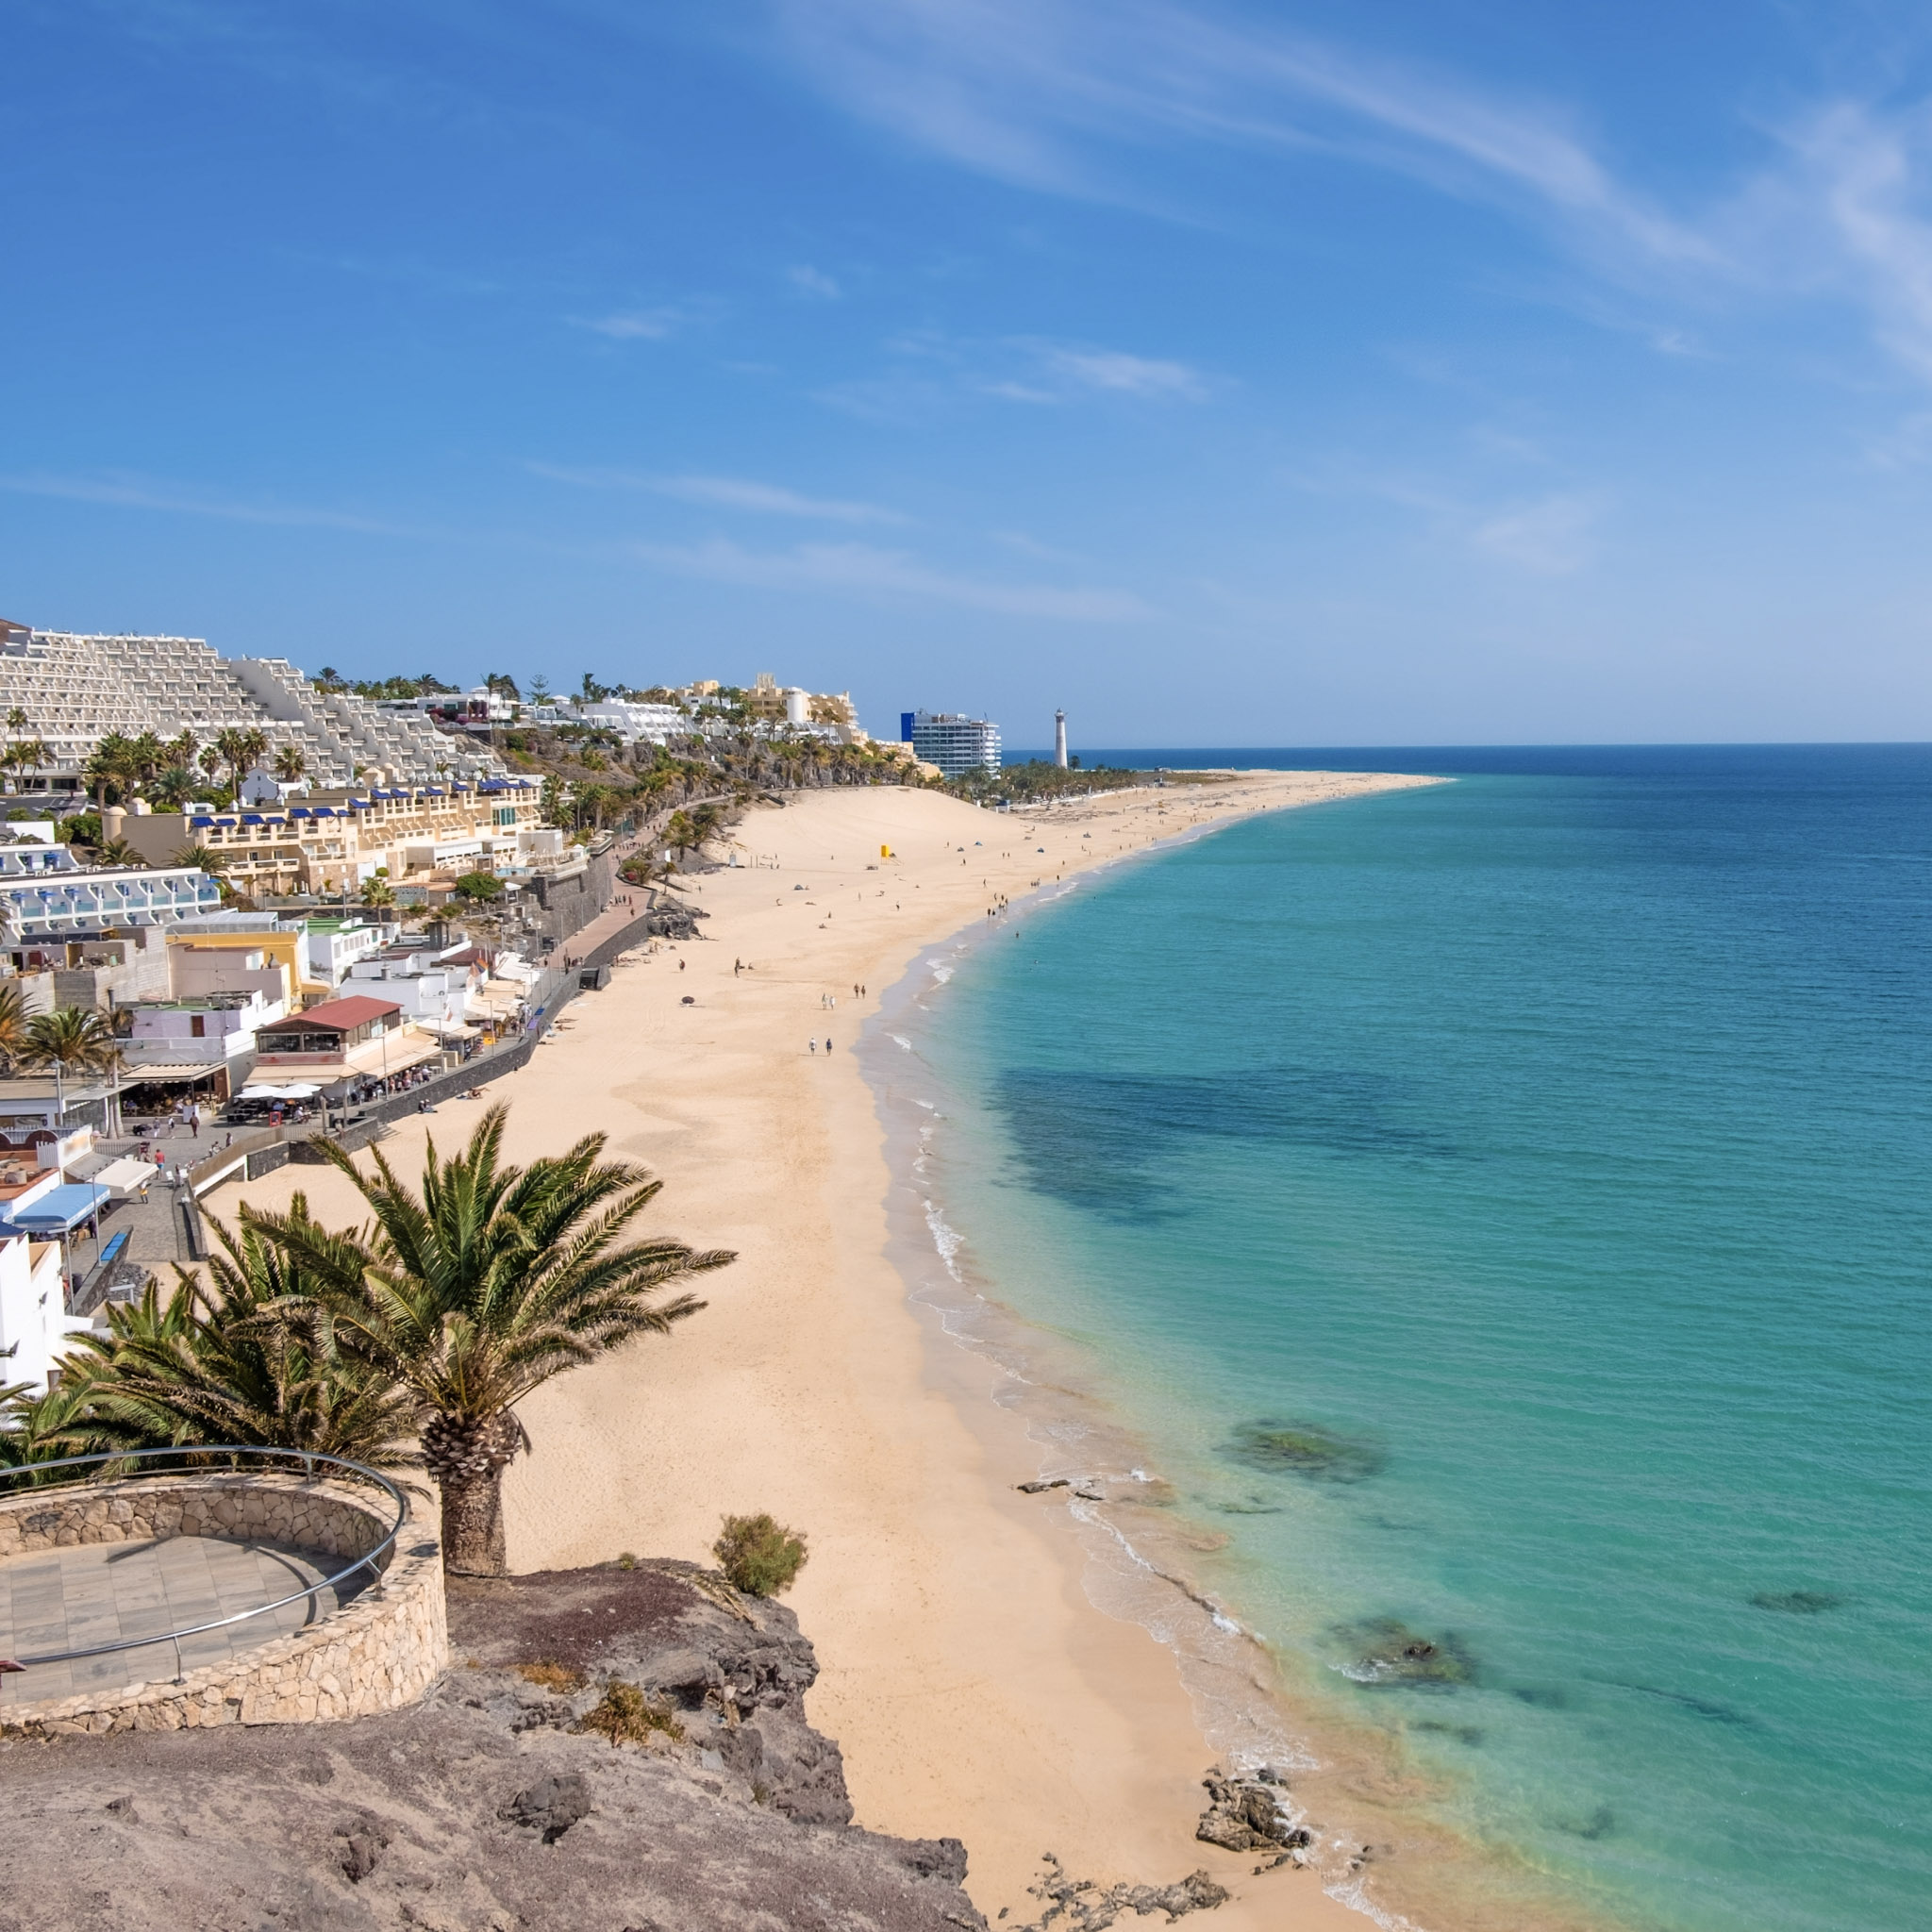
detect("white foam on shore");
top-left (923, 1198), bottom-right (965, 1281)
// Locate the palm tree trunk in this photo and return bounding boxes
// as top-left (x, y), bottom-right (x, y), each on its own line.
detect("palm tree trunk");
top-left (421, 1409), bottom-right (523, 1574)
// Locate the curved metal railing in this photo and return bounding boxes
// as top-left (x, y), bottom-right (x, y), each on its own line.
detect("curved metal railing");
top-left (0, 1446), bottom-right (410, 1690)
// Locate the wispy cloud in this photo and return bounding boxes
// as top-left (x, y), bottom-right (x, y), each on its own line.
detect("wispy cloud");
top-left (1286, 460), bottom-right (1603, 574)
top-left (529, 463), bottom-right (908, 525)
top-left (1783, 101), bottom-right (1932, 384)
top-left (571, 308), bottom-right (684, 341)
top-left (830, 328), bottom-right (1208, 412)
top-left (767, 0), bottom-right (1712, 268)
top-left (654, 474), bottom-right (906, 523)
top-left (788, 263), bottom-right (842, 300)
top-left (991, 529), bottom-right (1091, 565)
top-left (1026, 341), bottom-right (1208, 399)
top-left (761, 4), bottom-right (1932, 395)
top-left (1471, 494), bottom-right (1600, 574)
top-left (0, 468), bottom-right (423, 537)
top-left (636, 538), bottom-right (1152, 620)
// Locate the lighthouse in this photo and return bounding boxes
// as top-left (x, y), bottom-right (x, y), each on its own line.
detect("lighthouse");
top-left (1054, 708), bottom-right (1068, 769)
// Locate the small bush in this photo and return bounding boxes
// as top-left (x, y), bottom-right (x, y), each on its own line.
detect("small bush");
top-left (516, 1660), bottom-right (587, 1694)
top-left (713, 1512), bottom-right (808, 1598)
top-left (573, 1680), bottom-right (684, 1747)
top-left (615, 1551), bottom-right (638, 1572)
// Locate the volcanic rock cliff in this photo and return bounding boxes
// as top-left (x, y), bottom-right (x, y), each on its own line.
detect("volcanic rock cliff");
top-left (0, 1559), bottom-right (983, 1932)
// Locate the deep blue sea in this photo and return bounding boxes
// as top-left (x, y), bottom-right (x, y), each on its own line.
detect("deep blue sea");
top-left (913, 747), bottom-right (1931, 1932)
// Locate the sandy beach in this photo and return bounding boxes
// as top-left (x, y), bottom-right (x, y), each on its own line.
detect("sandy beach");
top-left (229, 770), bottom-right (1437, 1927)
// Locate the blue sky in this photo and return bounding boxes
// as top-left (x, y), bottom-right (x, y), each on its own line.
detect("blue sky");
top-left (8, 1), bottom-right (1932, 745)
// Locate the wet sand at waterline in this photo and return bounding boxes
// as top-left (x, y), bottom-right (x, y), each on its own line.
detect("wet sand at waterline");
top-left (229, 772), bottom-right (1435, 1926)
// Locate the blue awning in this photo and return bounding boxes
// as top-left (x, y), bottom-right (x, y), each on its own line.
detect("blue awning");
top-left (0, 1181), bottom-right (111, 1234)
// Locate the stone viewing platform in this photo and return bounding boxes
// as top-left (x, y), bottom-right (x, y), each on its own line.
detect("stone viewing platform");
top-left (0, 1458), bottom-right (446, 1735)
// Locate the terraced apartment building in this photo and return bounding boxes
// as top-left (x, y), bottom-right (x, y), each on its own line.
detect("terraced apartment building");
top-left (0, 621), bottom-right (505, 791)
top-left (112, 776), bottom-right (548, 897)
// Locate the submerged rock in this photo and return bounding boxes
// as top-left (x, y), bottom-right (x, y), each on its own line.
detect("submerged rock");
top-left (1220, 1420), bottom-right (1384, 1484)
top-left (1334, 1618), bottom-right (1477, 1689)
top-left (1751, 1590), bottom-right (1845, 1615)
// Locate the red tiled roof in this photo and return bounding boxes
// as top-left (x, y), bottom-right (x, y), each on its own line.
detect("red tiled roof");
top-left (258, 993), bottom-right (401, 1034)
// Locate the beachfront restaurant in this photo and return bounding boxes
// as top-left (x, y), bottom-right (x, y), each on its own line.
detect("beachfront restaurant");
top-left (251, 991), bottom-right (443, 1097)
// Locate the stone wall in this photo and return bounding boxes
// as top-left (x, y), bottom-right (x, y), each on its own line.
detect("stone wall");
top-left (530, 847), bottom-right (616, 945)
top-left (0, 1472), bottom-right (447, 1736)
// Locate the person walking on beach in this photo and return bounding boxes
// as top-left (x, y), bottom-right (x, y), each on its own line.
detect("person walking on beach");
top-left (824, 1037), bottom-right (833, 1053)
top-left (808, 1038), bottom-right (817, 1055)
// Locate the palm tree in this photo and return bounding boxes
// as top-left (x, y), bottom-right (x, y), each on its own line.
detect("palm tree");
top-left (0, 1376), bottom-right (103, 1474)
top-left (84, 732), bottom-right (138, 809)
top-left (149, 763), bottom-right (196, 810)
top-left (243, 1106), bottom-right (733, 1574)
top-left (273, 744), bottom-right (307, 785)
top-left (0, 979), bottom-right (30, 1074)
top-left (68, 1208), bottom-right (418, 1467)
top-left (92, 838), bottom-right (146, 869)
top-left (173, 842), bottom-right (231, 874)
top-left (197, 743), bottom-right (225, 795)
top-left (361, 877), bottom-right (396, 908)
top-left (20, 1006), bottom-right (123, 1126)
top-left (128, 731), bottom-right (165, 789)
top-left (213, 727), bottom-right (247, 798)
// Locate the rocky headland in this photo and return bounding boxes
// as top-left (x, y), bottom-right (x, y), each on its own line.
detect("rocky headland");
top-left (0, 1559), bottom-right (983, 1932)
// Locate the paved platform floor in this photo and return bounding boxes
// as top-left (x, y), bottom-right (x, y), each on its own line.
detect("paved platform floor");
top-left (0, 1534), bottom-right (367, 1706)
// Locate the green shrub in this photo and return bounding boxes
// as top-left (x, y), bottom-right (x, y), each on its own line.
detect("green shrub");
top-left (713, 1512), bottom-right (808, 1597)
top-left (573, 1680), bottom-right (683, 1746)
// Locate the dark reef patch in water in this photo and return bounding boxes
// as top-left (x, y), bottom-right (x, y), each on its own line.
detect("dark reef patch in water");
top-left (1509, 1686), bottom-right (1570, 1710)
top-left (1222, 1419), bottom-right (1386, 1484)
top-left (1752, 1590), bottom-right (1845, 1615)
top-left (1557, 1806), bottom-right (1616, 1842)
top-left (1413, 1720), bottom-right (1485, 1747)
top-left (1335, 1618), bottom-right (1477, 1690)
top-left (1599, 1680), bottom-right (1758, 1727)
top-left (991, 1063), bottom-right (1458, 1219)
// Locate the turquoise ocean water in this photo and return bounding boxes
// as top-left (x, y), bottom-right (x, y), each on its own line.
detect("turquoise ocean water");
top-left (897, 748), bottom-right (1930, 1932)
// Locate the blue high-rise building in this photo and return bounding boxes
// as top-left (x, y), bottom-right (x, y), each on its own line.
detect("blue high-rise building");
top-left (901, 709), bottom-right (1002, 778)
